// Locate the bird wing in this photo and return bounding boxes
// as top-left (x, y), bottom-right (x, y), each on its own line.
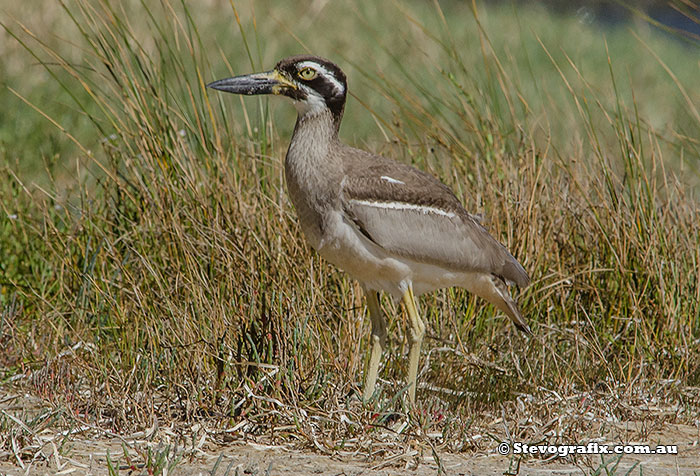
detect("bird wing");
top-left (340, 149), bottom-right (529, 288)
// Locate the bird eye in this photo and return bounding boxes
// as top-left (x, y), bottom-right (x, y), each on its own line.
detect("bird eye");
top-left (298, 67), bottom-right (317, 80)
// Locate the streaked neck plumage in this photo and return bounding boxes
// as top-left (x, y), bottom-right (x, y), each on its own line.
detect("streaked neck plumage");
top-left (285, 107), bottom-right (344, 214)
top-left (287, 107), bottom-right (342, 175)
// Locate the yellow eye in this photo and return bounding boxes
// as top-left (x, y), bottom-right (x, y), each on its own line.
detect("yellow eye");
top-left (298, 67), bottom-right (317, 80)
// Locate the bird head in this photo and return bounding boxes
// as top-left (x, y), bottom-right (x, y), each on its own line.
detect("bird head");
top-left (207, 55), bottom-right (347, 122)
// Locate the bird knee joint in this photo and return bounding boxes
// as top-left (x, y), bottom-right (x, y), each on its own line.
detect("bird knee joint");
top-left (409, 326), bottom-right (424, 344)
top-left (371, 333), bottom-right (385, 348)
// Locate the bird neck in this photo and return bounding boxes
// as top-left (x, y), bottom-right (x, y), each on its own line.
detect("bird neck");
top-left (285, 108), bottom-right (343, 202)
top-left (289, 108), bottom-right (341, 161)
top-left (294, 106), bottom-right (341, 136)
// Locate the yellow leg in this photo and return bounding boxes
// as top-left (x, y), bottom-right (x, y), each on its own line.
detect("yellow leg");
top-left (363, 291), bottom-right (387, 402)
top-left (402, 285), bottom-right (425, 405)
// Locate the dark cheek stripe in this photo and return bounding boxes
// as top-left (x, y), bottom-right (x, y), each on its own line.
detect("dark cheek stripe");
top-left (287, 89), bottom-right (308, 101)
top-left (327, 97), bottom-right (345, 118)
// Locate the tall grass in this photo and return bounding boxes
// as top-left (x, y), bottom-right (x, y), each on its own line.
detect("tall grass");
top-left (1, 0), bottom-right (699, 454)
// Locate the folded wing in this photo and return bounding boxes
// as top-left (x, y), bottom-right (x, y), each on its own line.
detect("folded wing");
top-left (340, 150), bottom-right (529, 288)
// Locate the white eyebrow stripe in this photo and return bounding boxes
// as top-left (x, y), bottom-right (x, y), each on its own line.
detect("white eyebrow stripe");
top-left (350, 199), bottom-right (456, 218)
top-left (297, 61), bottom-right (345, 94)
top-left (380, 176), bottom-right (405, 185)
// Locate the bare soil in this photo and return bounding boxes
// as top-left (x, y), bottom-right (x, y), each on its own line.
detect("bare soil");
top-left (2, 393), bottom-right (699, 476)
top-left (1, 423), bottom-right (698, 476)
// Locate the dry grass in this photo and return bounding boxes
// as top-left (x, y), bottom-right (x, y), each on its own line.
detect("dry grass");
top-left (1, 0), bottom-right (699, 471)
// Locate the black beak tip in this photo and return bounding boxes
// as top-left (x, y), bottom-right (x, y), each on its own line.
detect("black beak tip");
top-left (206, 76), bottom-right (268, 95)
top-left (206, 79), bottom-right (225, 91)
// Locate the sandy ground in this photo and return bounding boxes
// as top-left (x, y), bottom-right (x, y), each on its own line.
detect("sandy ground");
top-left (1, 428), bottom-right (698, 476)
top-left (2, 393), bottom-right (698, 475)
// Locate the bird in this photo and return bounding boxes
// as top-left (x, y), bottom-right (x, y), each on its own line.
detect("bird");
top-left (207, 55), bottom-right (530, 405)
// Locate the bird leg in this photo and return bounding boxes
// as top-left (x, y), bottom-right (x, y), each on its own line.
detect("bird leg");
top-left (402, 285), bottom-right (425, 404)
top-left (363, 290), bottom-right (387, 402)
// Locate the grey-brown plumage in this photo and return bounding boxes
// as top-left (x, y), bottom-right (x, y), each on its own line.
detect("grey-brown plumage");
top-left (208, 54), bottom-right (530, 403)
top-left (341, 151), bottom-right (530, 286)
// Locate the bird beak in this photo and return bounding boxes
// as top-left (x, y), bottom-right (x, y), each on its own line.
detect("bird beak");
top-left (206, 69), bottom-right (297, 96)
